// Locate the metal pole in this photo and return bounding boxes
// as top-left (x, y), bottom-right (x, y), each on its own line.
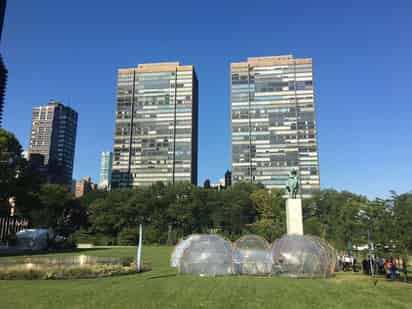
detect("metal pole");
top-left (137, 224), bottom-right (143, 272)
top-left (368, 229), bottom-right (375, 279)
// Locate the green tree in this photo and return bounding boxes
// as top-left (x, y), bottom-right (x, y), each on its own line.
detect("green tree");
top-left (0, 129), bottom-right (45, 217)
top-left (29, 184), bottom-right (74, 228)
top-left (0, 129), bottom-right (26, 215)
top-left (219, 183), bottom-right (259, 239)
top-left (167, 182), bottom-right (200, 235)
top-left (304, 189), bottom-right (368, 250)
top-left (361, 198), bottom-right (392, 255)
top-left (391, 192), bottom-right (412, 279)
top-left (88, 188), bottom-right (136, 238)
top-left (248, 188), bottom-right (285, 242)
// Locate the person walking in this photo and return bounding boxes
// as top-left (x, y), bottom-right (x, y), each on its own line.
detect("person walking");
top-left (390, 261), bottom-right (397, 281)
top-left (385, 259), bottom-right (392, 279)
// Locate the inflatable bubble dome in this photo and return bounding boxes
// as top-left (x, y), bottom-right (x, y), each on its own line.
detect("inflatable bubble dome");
top-left (271, 234), bottom-right (334, 278)
top-left (178, 234), bottom-right (233, 276)
top-left (233, 235), bottom-right (272, 275)
top-left (170, 234), bottom-right (202, 268)
top-left (306, 235), bottom-right (337, 276)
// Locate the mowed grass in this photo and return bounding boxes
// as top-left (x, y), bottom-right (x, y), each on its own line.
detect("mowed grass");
top-left (0, 246), bottom-right (411, 309)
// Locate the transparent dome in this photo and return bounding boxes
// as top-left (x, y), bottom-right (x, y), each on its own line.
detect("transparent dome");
top-left (170, 234), bottom-right (201, 268)
top-left (178, 234), bottom-right (233, 276)
top-left (233, 235), bottom-right (272, 275)
top-left (271, 234), bottom-right (334, 278)
top-left (306, 235), bottom-right (337, 276)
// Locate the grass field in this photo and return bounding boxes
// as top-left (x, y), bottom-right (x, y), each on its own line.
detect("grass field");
top-left (0, 246), bottom-right (411, 309)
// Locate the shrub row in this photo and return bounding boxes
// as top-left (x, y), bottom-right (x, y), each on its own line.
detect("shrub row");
top-left (0, 264), bottom-right (143, 280)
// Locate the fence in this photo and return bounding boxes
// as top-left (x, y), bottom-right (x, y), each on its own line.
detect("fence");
top-left (0, 217), bottom-right (29, 242)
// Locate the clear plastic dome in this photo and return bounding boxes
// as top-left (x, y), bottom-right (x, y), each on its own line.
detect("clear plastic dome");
top-left (271, 234), bottom-right (333, 278)
top-left (178, 234), bottom-right (233, 276)
top-left (306, 235), bottom-right (337, 276)
top-left (232, 235), bottom-right (272, 275)
top-left (170, 234), bottom-right (201, 268)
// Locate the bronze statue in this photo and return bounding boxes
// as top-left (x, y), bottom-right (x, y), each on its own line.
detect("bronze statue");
top-left (286, 169), bottom-right (299, 199)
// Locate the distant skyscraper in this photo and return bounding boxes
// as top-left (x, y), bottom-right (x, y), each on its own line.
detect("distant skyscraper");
top-left (0, 0), bottom-right (6, 41)
top-left (224, 170), bottom-right (232, 187)
top-left (0, 0), bottom-right (7, 127)
top-left (29, 101), bottom-right (78, 186)
top-left (230, 55), bottom-right (320, 197)
top-left (99, 151), bottom-right (113, 189)
top-left (111, 62), bottom-right (198, 188)
top-left (0, 56), bottom-right (6, 127)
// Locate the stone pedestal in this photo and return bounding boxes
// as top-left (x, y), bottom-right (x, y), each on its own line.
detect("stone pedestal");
top-left (286, 198), bottom-right (303, 235)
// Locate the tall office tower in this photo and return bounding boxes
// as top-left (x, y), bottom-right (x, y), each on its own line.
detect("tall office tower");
top-left (29, 101), bottom-right (78, 187)
top-left (99, 151), bottom-right (113, 189)
top-left (230, 55), bottom-right (320, 197)
top-left (0, 0), bottom-right (6, 40)
top-left (111, 62), bottom-right (198, 188)
top-left (0, 0), bottom-right (7, 127)
top-left (0, 56), bottom-right (6, 127)
top-left (224, 170), bottom-right (232, 187)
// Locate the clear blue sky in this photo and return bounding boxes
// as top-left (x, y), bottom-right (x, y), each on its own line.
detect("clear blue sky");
top-left (2, 0), bottom-right (412, 198)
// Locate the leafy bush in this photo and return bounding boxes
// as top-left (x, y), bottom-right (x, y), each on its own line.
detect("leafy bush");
top-left (143, 225), bottom-right (166, 244)
top-left (117, 228), bottom-right (138, 245)
top-left (71, 229), bottom-right (116, 245)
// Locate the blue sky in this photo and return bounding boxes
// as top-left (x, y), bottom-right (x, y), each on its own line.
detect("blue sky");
top-left (2, 0), bottom-right (412, 198)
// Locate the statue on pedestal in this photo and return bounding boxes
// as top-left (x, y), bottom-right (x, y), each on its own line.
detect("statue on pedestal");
top-left (285, 169), bottom-right (303, 235)
top-left (285, 169), bottom-right (299, 199)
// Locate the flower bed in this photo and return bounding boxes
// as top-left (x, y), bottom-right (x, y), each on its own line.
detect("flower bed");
top-left (0, 255), bottom-right (150, 280)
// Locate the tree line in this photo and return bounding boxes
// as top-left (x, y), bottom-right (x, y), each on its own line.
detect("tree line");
top-left (1, 128), bottom-right (412, 264)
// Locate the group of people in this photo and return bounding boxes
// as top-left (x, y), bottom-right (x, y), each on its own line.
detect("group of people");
top-left (378, 257), bottom-right (402, 280)
top-left (337, 253), bottom-right (405, 281)
top-left (361, 256), bottom-right (403, 280)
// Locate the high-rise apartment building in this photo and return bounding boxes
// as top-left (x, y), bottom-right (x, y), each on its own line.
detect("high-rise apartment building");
top-left (0, 0), bottom-right (7, 127)
top-left (29, 101), bottom-right (78, 186)
top-left (111, 62), bottom-right (198, 188)
top-left (230, 55), bottom-right (320, 197)
top-left (99, 151), bottom-right (113, 189)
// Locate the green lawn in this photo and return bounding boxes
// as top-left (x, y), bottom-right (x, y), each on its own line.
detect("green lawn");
top-left (0, 246), bottom-right (411, 309)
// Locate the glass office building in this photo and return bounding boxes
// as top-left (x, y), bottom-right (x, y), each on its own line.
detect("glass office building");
top-left (111, 62), bottom-right (198, 188)
top-left (231, 55), bottom-right (320, 197)
top-left (0, 0), bottom-right (7, 128)
top-left (0, 55), bottom-right (6, 127)
top-left (99, 151), bottom-right (113, 189)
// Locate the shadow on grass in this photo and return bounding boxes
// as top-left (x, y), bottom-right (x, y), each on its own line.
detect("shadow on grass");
top-left (346, 272), bottom-right (412, 285)
top-left (146, 273), bottom-right (177, 280)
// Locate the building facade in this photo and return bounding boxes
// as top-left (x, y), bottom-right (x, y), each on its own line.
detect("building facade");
top-left (29, 101), bottom-right (78, 186)
top-left (0, 56), bottom-right (6, 127)
top-left (111, 62), bottom-right (198, 188)
top-left (99, 151), bottom-right (113, 189)
top-left (0, 0), bottom-right (6, 41)
top-left (75, 176), bottom-right (92, 198)
top-left (0, 0), bottom-right (7, 127)
top-left (230, 55), bottom-right (320, 197)
top-left (224, 170), bottom-right (232, 187)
